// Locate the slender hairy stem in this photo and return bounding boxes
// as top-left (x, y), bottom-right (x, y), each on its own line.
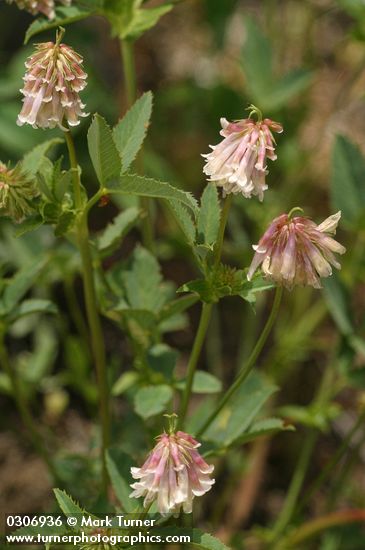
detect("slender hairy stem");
top-left (178, 196), bottom-right (232, 428)
top-left (65, 129), bottom-right (110, 492)
top-left (0, 329), bottom-right (57, 479)
top-left (120, 38), bottom-right (154, 251)
top-left (120, 39), bottom-right (137, 108)
top-left (214, 194), bottom-right (232, 269)
top-left (197, 286), bottom-right (283, 438)
top-left (178, 303), bottom-right (213, 426)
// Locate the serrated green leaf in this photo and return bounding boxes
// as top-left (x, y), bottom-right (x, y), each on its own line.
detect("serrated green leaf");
top-left (87, 114), bottom-right (121, 187)
top-left (104, 0), bottom-right (173, 40)
top-left (9, 299), bottom-right (57, 323)
top-left (98, 207), bottom-right (140, 255)
top-left (107, 174), bottom-right (198, 215)
top-left (331, 135), bottom-right (365, 224)
top-left (53, 489), bottom-right (84, 529)
top-left (176, 371), bottom-right (222, 394)
top-left (204, 372), bottom-right (277, 445)
top-left (24, 6), bottom-right (92, 44)
top-left (169, 201), bottom-right (196, 244)
top-left (126, 4), bottom-right (173, 39)
top-left (197, 185), bottom-right (221, 247)
top-left (113, 92), bottom-right (153, 172)
top-left (134, 384), bottom-right (173, 419)
top-left (106, 449), bottom-right (141, 512)
top-left (21, 138), bottom-right (63, 177)
top-left (123, 246), bottom-right (167, 312)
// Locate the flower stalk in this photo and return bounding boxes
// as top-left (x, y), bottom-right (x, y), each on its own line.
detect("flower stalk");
top-left (197, 285), bottom-right (283, 438)
top-left (178, 195), bottom-right (232, 428)
top-left (65, 129), bottom-right (110, 492)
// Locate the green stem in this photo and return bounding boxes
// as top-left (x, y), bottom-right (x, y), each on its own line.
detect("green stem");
top-left (197, 286), bottom-right (283, 438)
top-left (120, 39), bottom-right (137, 108)
top-left (65, 129), bottom-right (110, 492)
top-left (178, 302), bottom-right (213, 426)
top-left (0, 329), bottom-right (57, 480)
top-left (214, 194), bottom-right (232, 269)
top-left (178, 195), bottom-right (232, 428)
top-left (120, 38), bottom-right (154, 251)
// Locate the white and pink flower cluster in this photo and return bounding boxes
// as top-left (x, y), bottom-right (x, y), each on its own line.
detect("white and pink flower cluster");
top-left (130, 430), bottom-right (214, 515)
top-left (17, 37), bottom-right (88, 129)
top-left (202, 114), bottom-right (283, 201)
top-left (247, 210), bottom-right (346, 289)
top-left (8, 0), bottom-right (71, 19)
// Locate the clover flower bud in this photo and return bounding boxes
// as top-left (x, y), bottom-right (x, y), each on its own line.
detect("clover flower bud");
top-left (202, 105), bottom-right (283, 201)
top-left (130, 429), bottom-right (215, 515)
top-left (17, 30), bottom-right (88, 130)
top-left (0, 161), bottom-right (39, 222)
top-left (247, 210), bottom-right (346, 289)
top-left (8, 0), bottom-right (70, 19)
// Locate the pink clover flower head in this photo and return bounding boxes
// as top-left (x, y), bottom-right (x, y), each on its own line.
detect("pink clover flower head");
top-left (17, 30), bottom-right (88, 130)
top-left (247, 210), bottom-right (346, 289)
top-left (202, 105), bottom-right (283, 201)
top-left (8, 0), bottom-right (71, 19)
top-left (130, 429), bottom-right (215, 515)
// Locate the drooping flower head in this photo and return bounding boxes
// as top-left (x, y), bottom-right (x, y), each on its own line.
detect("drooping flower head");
top-left (17, 28), bottom-right (88, 130)
top-left (130, 420), bottom-right (214, 515)
top-left (0, 161), bottom-right (39, 222)
top-left (7, 0), bottom-right (71, 19)
top-left (202, 105), bottom-right (283, 201)
top-left (247, 209), bottom-right (346, 289)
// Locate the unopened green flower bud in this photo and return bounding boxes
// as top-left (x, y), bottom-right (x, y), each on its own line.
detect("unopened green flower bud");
top-left (0, 161), bottom-right (39, 223)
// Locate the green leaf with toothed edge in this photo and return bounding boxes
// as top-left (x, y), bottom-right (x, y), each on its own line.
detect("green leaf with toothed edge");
top-left (107, 174), bottom-right (199, 215)
top-left (87, 114), bottom-right (121, 187)
top-left (169, 201), bottom-right (197, 244)
top-left (197, 184), bottom-right (221, 247)
top-left (24, 7), bottom-right (93, 44)
top-left (113, 92), bottom-right (153, 172)
top-left (21, 138), bottom-right (63, 177)
top-left (53, 489), bottom-right (86, 530)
